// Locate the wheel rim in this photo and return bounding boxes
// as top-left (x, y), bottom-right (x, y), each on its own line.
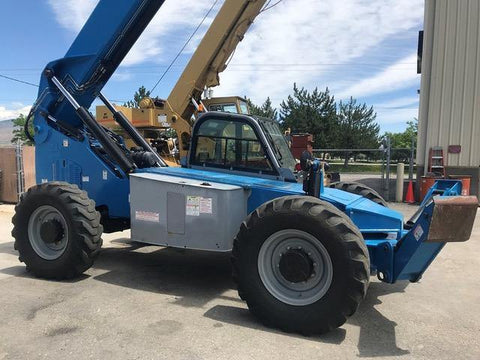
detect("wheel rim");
top-left (258, 229), bottom-right (333, 306)
top-left (28, 205), bottom-right (68, 260)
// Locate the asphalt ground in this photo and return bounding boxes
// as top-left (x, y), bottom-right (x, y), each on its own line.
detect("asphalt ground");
top-left (0, 203), bottom-right (478, 360)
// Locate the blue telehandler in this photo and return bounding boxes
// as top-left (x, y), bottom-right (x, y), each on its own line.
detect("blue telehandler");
top-left (12, 0), bottom-right (477, 335)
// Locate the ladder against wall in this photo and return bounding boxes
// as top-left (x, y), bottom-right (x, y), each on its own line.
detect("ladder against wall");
top-left (428, 146), bottom-right (445, 177)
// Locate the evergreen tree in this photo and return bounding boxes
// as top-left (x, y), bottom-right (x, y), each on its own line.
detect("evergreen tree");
top-left (279, 84), bottom-right (337, 149)
top-left (247, 97), bottom-right (277, 119)
top-left (336, 97), bottom-right (380, 165)
top-left (11, 114), bottom-right (34, 146)
top-left (123, 86), bottom-right (151, 108)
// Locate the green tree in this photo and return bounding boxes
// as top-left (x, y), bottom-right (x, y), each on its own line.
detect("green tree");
top-left (123, 86), bottom-right (151, 108)
top-left (279, 84), bottom-right (337, 149)
top-left (11, 114), bottom-right (34, 146)
top-left (336, 97), bottom-right (380, 166)
top-left (247, 97), bottom-right (278, 119)
top-left (383, 118), bottom-right (418, 162)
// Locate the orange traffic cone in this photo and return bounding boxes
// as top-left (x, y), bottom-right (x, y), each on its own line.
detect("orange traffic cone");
top-left (405, 180), bottom-right (415, 204)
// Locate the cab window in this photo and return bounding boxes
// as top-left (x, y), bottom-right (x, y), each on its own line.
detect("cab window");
top-left (239, 101), bottom-right (249, 114)
top-left (208, 103), bottom-right (238, 113)
top-left (193, 118), bottom-right (274, 173)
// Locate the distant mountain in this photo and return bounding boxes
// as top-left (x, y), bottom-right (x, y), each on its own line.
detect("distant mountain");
top-left (0, 119), bottom-right (14, 145)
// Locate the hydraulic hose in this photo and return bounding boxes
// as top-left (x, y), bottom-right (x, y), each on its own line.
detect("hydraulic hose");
top-left (24, 108), bottom-right (35, 143)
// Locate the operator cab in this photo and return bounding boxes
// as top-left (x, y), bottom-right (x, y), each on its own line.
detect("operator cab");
top-left (202, 96), bottom-right (250, 115)
top-left (188, 112), bottom-right (297, 182)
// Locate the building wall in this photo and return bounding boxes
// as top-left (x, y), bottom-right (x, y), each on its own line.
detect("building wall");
top-left (417, 0), bottom-right (480, 194)
top-left (0, 146), bottom-right (36, 203)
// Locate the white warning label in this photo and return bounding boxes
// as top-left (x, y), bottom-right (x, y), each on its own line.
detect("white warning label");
top-left (413, 225), bottom-right (424, 241)
top-left (200, 197), bottom-right (213, 214)
top-left (186, 196), bottom-right (200, 216)
top-left (186, 196), bottom-right (213, 216)
top-left (135, 211), bottom-right (159, 222)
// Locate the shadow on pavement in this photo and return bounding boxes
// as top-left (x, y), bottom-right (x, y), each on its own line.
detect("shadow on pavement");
top-left (1, 238), bottom-right (411, 354)
top-left (92, 244), bottom-right (235, 308)
top-left (204, 304), bottom-right (347, 344)
top-left (0, 241), bottom-right (16, 256)
top-left (348, 281), bottom-right (410, 357)
top-left (0, 265), bottom-right (28, 277)
top-left (0, 265), bottom-right (90, 282)
top-left (95, 241), bottom-right (410, 353)
top-left (203, 281), bottom-right (410, 355)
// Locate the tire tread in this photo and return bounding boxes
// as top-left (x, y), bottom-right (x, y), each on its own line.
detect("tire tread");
top-left (329, 181), bottom-right (388, 207)
top-left (11, 182), bottom-right (103, 279)
top-left (232, 195), bottom-right (369, 335)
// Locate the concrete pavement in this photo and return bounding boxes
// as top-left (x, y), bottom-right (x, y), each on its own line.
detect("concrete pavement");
top-left (0, 203), bottom-right (478, 360)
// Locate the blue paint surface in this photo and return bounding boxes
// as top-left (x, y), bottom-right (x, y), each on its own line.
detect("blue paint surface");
top-left (140, 166), bottom-right (404, 238)
top-left (35, 127), bottom-right (130, 218)
top-left (34, 0), bottom-right (166, 218)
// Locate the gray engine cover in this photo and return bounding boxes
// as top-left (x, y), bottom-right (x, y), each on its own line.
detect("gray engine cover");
top-left (130, 173), bottom-right (248, 251)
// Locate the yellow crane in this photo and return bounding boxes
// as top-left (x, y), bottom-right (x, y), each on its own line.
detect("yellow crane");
top-left (97, 0), bottom-right (267, 163)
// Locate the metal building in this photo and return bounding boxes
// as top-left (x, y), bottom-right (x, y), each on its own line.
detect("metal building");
top-left (417, 0), bottom-right (480, 195)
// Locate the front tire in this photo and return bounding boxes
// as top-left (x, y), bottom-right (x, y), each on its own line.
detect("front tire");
top-left (232, 196), bottom-right (369, 335)
top-left (12, 182), bottom-right (103, 280)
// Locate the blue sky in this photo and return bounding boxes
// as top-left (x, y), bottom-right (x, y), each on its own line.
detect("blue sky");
top-left (0, 0), bottom-right (424, 133)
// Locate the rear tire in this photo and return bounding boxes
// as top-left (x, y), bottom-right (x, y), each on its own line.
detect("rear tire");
top-left (329, 181), bottom-right (388, 207)
top-left (232, 195), bottom-right (369, 335)
top-left (12, 182), bottom-right (103, 280)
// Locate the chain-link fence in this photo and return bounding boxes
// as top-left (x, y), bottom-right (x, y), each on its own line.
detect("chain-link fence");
top-left (313, 138), bottom-right (416, 201)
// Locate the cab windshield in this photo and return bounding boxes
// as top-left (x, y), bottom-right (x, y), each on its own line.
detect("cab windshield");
top-left (257, 117), bottom-right (297, 172)
top-left (208, 100), bottom-right (250, 115)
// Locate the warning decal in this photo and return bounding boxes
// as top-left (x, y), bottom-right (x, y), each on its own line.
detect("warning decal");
top-left (135, 211), bottom-right (160, 222)
top-left (413, 225), bottom-right (424, 241)
top-left (186, 196), bottom-right (200, 216)
top-left (200, 197), bottom-right (213, 214)
top-left (186, 196), bottom-right (213, 216)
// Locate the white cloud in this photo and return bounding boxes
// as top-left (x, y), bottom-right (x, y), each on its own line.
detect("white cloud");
top-left (374, 96), bottom-right (419, 109)
top-left (336, 54), bottom-right (420, 99)
top-left (111, 73), bottom-right (133, 82)
top-left (215, 0), bottom-right (423, 104)
top-left (0, 104), bottom-right (31, 121)
top-left (47, 0), bottom-right (222, 66)
top-left (368, 95), bottom-right (420, 131)
top-left (47, 0), bottom-right (97, 33)
top-left (47, 0), bottom-right (424, 111)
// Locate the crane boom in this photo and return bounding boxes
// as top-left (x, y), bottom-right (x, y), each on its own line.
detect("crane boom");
top-left (168, 0), bottom-right (267, 121)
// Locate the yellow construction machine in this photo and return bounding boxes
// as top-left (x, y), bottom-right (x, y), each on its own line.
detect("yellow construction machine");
top-left (97, 0), bottom-right (267, 164)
